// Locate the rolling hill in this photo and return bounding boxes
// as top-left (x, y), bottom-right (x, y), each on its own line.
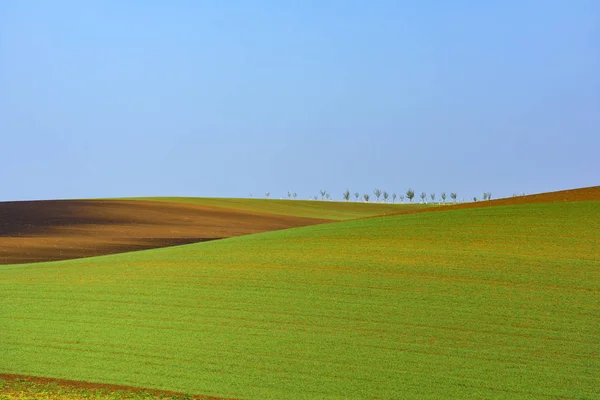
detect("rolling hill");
top-left (122, 197), bottom-right (427, 220)
top-left (0, 198), bottom-right (424, 265)
top-left (1, 188), bottom-right (599, 399)
top-left (0, 199), bottom-right (329, 265)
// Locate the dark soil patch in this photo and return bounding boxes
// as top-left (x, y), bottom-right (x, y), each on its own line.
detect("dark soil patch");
top-left (0, 199), bottom-right (330, 264)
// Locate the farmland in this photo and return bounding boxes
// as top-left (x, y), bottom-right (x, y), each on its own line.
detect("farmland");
top-left (1, 188), bottom-right (599, 399)
top-left (121, 197), bottom-right (425, 220)
top-left (0, 198), bottom-right (421, 265)
top-left (0, 199), bottom-right (331, 265)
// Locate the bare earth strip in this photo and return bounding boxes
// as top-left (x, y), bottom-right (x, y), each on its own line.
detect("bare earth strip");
top-left (0, 200), bottom-right (330, 265)
top-left (0, 373), bottom-right (234, 399)
top-left (384, 185), bottom-right (600, 218)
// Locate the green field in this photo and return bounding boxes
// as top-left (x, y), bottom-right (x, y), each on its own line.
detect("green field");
top-left (121, 197), bottom-right (426, 220)
top-left (1, 201), bottom-right (599, 399)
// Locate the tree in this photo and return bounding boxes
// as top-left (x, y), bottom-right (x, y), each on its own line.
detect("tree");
top-left (326, 193), bottom-right (331, 201)
top-left (392, 193), bottom-right (397, 203)
top-left (343, 189), bottom-right (350, 202)
top-left (354, 192), bottom-right (360, 202)
top-left (293, 192), bottom-right (297, 200)
top-left (441, 192), bottom-right (447, 203)
top-left (399, 194), bottom-right (405, 202)
top-left (265, 192), bottom-right (270, 198)
top-left (406, 189), bottom-right (415, 202)
top-left (450, 192), bottom-right (457, 203)
top-left (287, 191), bottom-right (291, 199)
top-left (483, 192), bottom-right (492, 201)
top-left (320, 189), bottom-right (327, 200)
top-left (420, 192), bottom-right (426, 203)
top-left (363, 193), bottom-right (370, 202)
top-left (473, 197), bottom-right (478, 202)
top-left (374, 188), bottom-right (382, 202)
top-left (312, 195), bottom-right (318, 201)
top-left (383, 191), bottom-right (389, 203)
top-left (430, 193), bottom-right (435, 203)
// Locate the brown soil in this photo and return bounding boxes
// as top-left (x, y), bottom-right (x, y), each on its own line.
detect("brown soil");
top-left (0, 373), bottom-right (234, 399)
top-left (0, 199), bottom-right (330, 265)
top-left (386, 186), bottom-right (600, 218)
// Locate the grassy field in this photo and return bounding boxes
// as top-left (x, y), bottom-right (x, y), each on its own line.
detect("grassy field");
top-left (1, 201), bottom-right (599, 398)
top-left (121, 197), bottom-right (426, 220)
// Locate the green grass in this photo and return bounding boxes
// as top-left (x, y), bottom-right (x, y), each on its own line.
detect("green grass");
top-left (119, 197), bottom-right (427, 220)
top-left (1, 201), bottom-right (599, 399)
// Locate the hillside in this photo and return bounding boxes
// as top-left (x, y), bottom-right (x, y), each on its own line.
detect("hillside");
top-left (386, 185), bottom-right (600, 218)
top-left (125, 197), bottom-right (426, 220)
top-left (1, 195), bottom-right (598, 398)
top-left (0, 199), bottom-right (328, 265)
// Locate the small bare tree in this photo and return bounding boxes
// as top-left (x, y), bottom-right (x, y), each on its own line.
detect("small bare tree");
top-left (399, 194), bottom-right (405, 202)
top-left (392, 193), bottom-right (397, 203)
top-left (430, 193), bottom-right (435, 203)
top-left (265, 192), bottom-right (270, 198)
top-left (383, 191), bottom-right (389, 203)
top-left (420, 192), bottom-right (427, 203)
top-left (483, 192), bottom-right (492, 201)
top-left (293, 192), bottom-right (297, 200)
top-left (406, 189), bottom-right (415, 202)
top-left (343, 189), bottom-right (350, 202)
top-left (363, 193), bottom-right (370, 202)
top-left (287, 191), bottom-right (291, 199)
top-left (441, 192), bottom-right (447, 204)
top-left (374, 188), bottom-right (382, 202)
top-left (320, 189), bottom-right (327, 200)
top-left (450, 192), bottom-right (457, 203)
top-left (326, 192), bottom-right (331, 201)
top-left (354, 192), bottom-right (360, 202)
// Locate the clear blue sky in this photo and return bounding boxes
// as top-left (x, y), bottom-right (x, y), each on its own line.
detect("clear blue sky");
top-left (1, 1), bottom-right (598, 202)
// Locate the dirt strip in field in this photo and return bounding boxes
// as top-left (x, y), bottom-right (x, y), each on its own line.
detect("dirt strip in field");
top-left (0, 199), bottom-right (330, 265)
top-left (0, 373), bottom-right (235, 399)
top-left (383, 185), bottom-right (600, 218)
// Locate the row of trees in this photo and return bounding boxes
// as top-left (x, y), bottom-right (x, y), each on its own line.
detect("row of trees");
top-left (263, 189), bottom-right (493, 203)
top-left (340, 189), bottom-right (464, 204)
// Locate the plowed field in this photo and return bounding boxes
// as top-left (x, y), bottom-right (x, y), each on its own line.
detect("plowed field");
top-left (0, 200), bottom-right (329, 265)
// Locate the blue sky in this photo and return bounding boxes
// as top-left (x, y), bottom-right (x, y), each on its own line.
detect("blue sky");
top-left (1, 1), bottom-right (598, 201)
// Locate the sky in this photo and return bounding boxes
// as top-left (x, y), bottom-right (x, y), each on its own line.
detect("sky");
top-left (1, 1), bottom-right (598, 202)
